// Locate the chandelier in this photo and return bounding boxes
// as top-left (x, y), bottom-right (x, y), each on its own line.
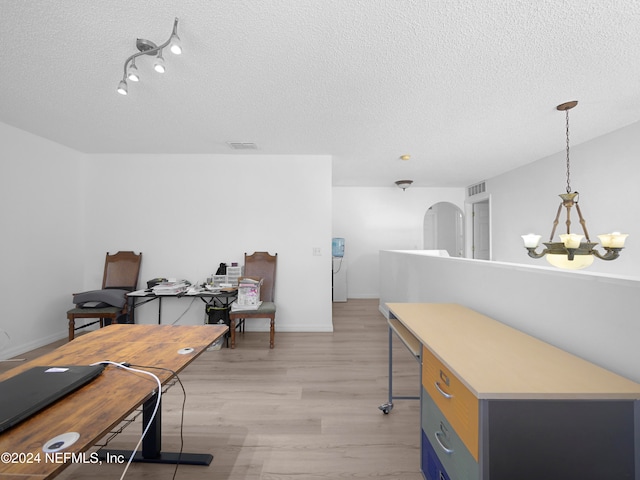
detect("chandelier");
top-left (521, 101), bottom-right (628, 270)
top-left (117, 18), bottom-right (182, 96)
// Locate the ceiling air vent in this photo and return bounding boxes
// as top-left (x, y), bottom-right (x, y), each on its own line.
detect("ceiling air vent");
top-left (467, 181), bottom-right (486, 197)
top-left (227, 142), bottom-right (258, 150)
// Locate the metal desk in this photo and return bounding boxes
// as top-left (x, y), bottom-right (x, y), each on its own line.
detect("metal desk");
top-left (127, 288), bottom-right (237, 325)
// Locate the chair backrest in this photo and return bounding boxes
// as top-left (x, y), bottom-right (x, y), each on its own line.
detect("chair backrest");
top-left (243, 252), bottom-right (277, 302)
top-left (102, 251), bottom-right (142, 291)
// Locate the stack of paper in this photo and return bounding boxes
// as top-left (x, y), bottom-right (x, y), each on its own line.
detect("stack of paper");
top-left (152, 280), bottom-right (189, 295)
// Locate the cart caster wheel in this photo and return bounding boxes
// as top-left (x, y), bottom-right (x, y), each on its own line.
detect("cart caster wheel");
top-left (379, 402), bottom-right (393, 414)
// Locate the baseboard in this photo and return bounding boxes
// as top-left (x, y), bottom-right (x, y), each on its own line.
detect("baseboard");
top-left (240, 322), bottom-right (334, 333)
top-left (0, 330), bottom-right (68, 361)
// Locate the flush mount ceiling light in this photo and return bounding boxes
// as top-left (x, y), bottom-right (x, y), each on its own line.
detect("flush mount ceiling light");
top-left (117, 17), bottom-right (182, 96)
top-left (395, 180), bottom-right (413, 191)
top-left (521, 101), bottom-right (628, 269)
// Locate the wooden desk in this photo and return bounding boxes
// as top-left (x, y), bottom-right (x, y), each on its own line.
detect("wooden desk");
top-left (0, 323), bottom-right (227, 479)
top-left (387, 303), bottom-right (640, 480)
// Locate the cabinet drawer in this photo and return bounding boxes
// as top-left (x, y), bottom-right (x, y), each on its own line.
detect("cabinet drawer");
top-left (422, 388), bottom-right (479, 480)
top-left (422, 429), bottom-right (451, 480)
top-left (422, 346), bottom-right (479, 460)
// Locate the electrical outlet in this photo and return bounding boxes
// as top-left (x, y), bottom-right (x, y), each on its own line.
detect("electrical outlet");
top-left (312, 247), bottom-right (321, 256)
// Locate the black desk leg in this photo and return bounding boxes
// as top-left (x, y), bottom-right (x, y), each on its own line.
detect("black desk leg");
top-left (128, 297), bottom-right (136, 324)
top-left (98, 392), bottom-right (213, 465)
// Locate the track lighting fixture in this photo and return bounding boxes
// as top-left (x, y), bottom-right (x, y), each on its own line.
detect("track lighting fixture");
top-left (117, 18), bottom-right (182, 96)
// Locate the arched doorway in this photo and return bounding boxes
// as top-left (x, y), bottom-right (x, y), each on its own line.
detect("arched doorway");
top-left (423, 202), bottom-right (464, 257)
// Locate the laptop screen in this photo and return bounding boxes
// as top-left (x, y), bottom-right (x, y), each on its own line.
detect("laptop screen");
top-left (0, 364), bottom-right (105, 433)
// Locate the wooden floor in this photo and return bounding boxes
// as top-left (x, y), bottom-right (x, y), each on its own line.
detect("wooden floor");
top-left (5, 299), bottom-right (423, 479)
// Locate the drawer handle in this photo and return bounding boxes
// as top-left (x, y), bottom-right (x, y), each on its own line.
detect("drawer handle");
top-left (434, 381), bottom-right (453, 399)
top-left (434, 431), bottom-right (454, 455)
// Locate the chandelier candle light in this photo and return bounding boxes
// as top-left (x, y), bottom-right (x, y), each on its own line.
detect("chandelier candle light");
top-left (117, 18), bottom-right (182, 95)
top-left (521, 101), bottom-right (628, 270)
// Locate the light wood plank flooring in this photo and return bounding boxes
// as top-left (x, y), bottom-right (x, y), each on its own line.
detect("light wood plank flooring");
top-left (4, 299), bottom-right (422, 479)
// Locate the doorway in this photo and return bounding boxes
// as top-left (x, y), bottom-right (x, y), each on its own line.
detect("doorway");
top-left (471, 199), bottom-right (491, 260)
top-left (423, 202), bottom-right (464, 257)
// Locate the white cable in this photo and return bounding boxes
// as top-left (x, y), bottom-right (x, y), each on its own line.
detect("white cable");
top-left (129, 364), bottom-right (186, 480)
top-left (90, 361), bottom-right (162, 480)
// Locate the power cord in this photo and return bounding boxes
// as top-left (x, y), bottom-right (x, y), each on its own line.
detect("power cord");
top-left (128, 364), bottom-right (187, 480)
top-left (0, 328), bottom-right (11, 350)
top-left (332, 256), bottom-right (343, 274)
top-left (171, 297), bottom-right (197, 325)
top-left (90, 361), bottom-right (162, 480)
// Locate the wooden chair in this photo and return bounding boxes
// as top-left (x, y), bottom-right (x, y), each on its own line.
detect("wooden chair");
top-left (229, 252), bottom-right (277, 348)
top-left (66, 251), bottom-right (142, 341)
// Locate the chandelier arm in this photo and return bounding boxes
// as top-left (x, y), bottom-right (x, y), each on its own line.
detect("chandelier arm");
top-left (573, 203), bottom-right (592, 242)
top-left (564, 203), bottom-right (572, 235)
top-left (121, 18), bottom-right (179, 78)
top-left (525, 247), bottom-right (549, 259)
top-left (591, 247), bottom-right (623, 261)
top-left (548, 202), bottom-right (563, 242)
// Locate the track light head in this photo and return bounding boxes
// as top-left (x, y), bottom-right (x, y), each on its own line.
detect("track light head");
top-left (169, 17), bottom-right (182, 54)
top-left (154, 51), bottom-right (165, 73)
top-left (127, 60), bottom-right (140, 82)
top-left (117, 79), bottom-right (128, 95)
top-left (170, 34), bottom-right (182, 55)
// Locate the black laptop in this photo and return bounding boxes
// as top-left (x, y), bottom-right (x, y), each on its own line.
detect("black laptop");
top-left (0, 364), bottom-right (105, 433)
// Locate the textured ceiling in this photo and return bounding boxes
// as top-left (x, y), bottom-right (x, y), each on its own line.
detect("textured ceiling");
top-left (0, 1), bottom-right (639, 187)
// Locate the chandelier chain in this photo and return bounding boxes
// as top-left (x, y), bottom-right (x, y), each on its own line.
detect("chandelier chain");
top-left (565, 109), bottom-right (571, 194)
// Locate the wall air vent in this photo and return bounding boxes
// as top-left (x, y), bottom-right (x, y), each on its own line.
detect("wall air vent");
top-left (227, 142), bottom-right (258, 150)
top-left (467, 181), bottom-right (486, 197)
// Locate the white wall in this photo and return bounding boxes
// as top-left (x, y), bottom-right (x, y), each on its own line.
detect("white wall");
top-left (3, 114), bottom-right (636, 355)
top-left (0, 123), bottom-right (85, 359)
top-left (1, 137), bottom-right (333, 359)
top-left (487, 120), bottom-right (640, 276)
top-left (84, 154), bottom-right (333, 332)
top-left (332, 187), bottom-right (465, 298)
top-left (380, 251), bottom-right (640, 383)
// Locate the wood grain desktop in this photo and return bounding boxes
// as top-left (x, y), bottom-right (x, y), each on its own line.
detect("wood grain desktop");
top-left (0, 323), bottom-right (227, 479)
